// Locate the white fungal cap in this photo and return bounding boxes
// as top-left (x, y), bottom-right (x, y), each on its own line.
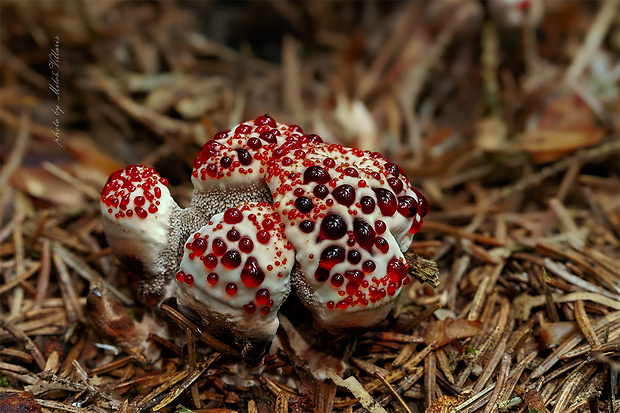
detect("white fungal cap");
top-left (100, 116), bottom-right (431, 344)
top-left (100, 165), bottom-right (181, 304)
top-left (189, 115), bottom-right (307, 218)
top-left (175, 201), bottom-right (294, 359)
top-left (265, 136), bottom-right (429, 333)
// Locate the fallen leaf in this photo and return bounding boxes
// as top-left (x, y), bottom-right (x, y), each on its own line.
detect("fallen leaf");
top-left (424, 318), bottom-right (481, 347)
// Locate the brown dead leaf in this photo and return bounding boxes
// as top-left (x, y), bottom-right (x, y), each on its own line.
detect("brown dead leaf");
top-left (516, 129), bottom-right (604, 163)
top-left (63, 134), bottom-right (125, 181)
top-left (423, 318), bottom-right (481, 347)
top-left (11, 167), bottom-right (85, 207)
top-left (517, 93), bottom-right (605, 163)
top-left (539, 321), bottom-right (579, 348)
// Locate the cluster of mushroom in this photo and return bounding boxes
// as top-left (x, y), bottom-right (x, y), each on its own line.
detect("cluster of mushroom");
top-left (100, 115), bottom-right (429, 360)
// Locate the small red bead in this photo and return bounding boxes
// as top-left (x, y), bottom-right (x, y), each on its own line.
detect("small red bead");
top-left (225, 283), bottom-right (238, 295)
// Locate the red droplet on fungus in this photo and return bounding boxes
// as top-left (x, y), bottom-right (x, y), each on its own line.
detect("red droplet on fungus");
top-left (221, 250), bottom-right (241, 268)
top-left (256, 230), bottom-right (270, 244)
top-left (212, 238), bottom-right (227, 256)
top-left (241, 257), bottom-right (265, 287)
top-left (223, 208), bottom-right (243, 224)
top-left (207, 272), bottom-right (219, 285)
top-left (255, 288), bottom-right (271, 305)
top-left (304, 166), bottom-right (331, 184)
top-left (373, 188), bottom-right (397, 216)
top-left (225, 283), bottom-right (238, 295)
top-left (255, 114), bottom-right (276, 127)
top-left (135, 207), bottom-right (148, 219)
top-left (191, 238), bottom-right (208, 256)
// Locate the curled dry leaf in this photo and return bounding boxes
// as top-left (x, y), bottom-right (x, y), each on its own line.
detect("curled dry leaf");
top-left (539, 321), bottom-right (579, 348)
top-left (516, 93), bottom-right (605, 163)
top-left (86, 283), bottom-right (161, 363)
top-left (11, 167), bottom-right (85, 208)
top-left (423, 318), bottom-right (481, 348)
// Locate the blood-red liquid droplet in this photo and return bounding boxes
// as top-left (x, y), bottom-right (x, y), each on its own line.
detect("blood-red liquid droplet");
top-left (243, 302), bottom-right (256, 314)
top-left (372, 222), bottom-right (384, 236)
top-left (225, 283), bottom-right (238, 295)
top-left (345, 270), bottom-right (364, 283)
top-left (409, 220), bottom-right (422, 234)
top-left (221, 250), bottom-right (241, 268)
top-left (184, 274), bottom-right (194, 285)
top-left (220, 156), bottom-right (232, 168)
top-left (314, 267), bottom-right (330, 282)
top-left (212, 238), bottom-right (227, 256)
top-left (373, 188), bottom-right (397, 216)
top-left (320, 246), bottom-right (346, 268)
top-left (299, 220), bottom-right (315, 233)
top-left (387, 257), bottom-right (408, 282)
top-left (257, 230), bottom-right (270, 244)
top-left (236, 148), bottom-right (252, 166)
top-left (262, 218), bottom-right (275, 230)
top-left (323, 158), bottom-right (336, 168)
top-left (375, 237), bottom-right (389, 253)
top-left (343, 167), bottom-right (359, 177)
top-left (176, 271), bottom-right (185, 282)
top-left (412, 188), bottom-right (429, 217)
top-left (148, 204), bottom-right (158, 214)
top-left (191, 238), bottom-right (208, 256)
top-left (259, 131), bottom-right (277, 143)
top-left (353, 218), bottom-right (376, 251)
top-left (388, 177), bottom-right (404, 194)
top-left (206, 163), bottom-right (217, 178)
top-left (248, 137), bottom-right (262, 150)
top-left (255, 288), bottom-right (271, 305)
top-left (236, 124), bottom-right (252, 134)
top-left (362, 260), bottom-right (376, 273)
top-left (224, 208), bottom-right (243, 224)
top-left (134, 196), bottom-right (145, 206)
top-left (332, 184), bottom-right (356, 207)
top-left (320, 214), bottom-right (347, 240)
top-left (240, 257), bottom-right (265, 287)
top-left (331, 273), bottom-right (344, 287)
top-left (255, 114), bottom-right (276, 127)
top-left (360, 196), bottom-right (375, 214)
top-left (384, 162), bottom-right (400, 177)
top-left (295, 196), bottom-right (314, 213)
top-left (203, 254), bottom-right (218, 269)
top-left (347, 250), bottom-right (361, 264)
top-left (397, 196), bottom-right (418, 218)
top-left (387, 282), bottom-right (397, 296)
top-left (261, 307), bottom-right (271, 315)
top-left (304, 134), bottom-right (323, 143)
top-left (214, 131), bottom-right (228, 140)
top-left (227, 229), bottom-right (240, 242)
top-left (313, 184), bottom-right (329, 199)
top-left (207, 272), bottom-right (219, 285)
top-left (239, 236), bottom-right (254, 253)
top-left (135, 207), bottom-right (148, 219)
top-left (346, 282), bottom-right (360, 296)
top-left (304, 165), bottom-right (331, 184)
